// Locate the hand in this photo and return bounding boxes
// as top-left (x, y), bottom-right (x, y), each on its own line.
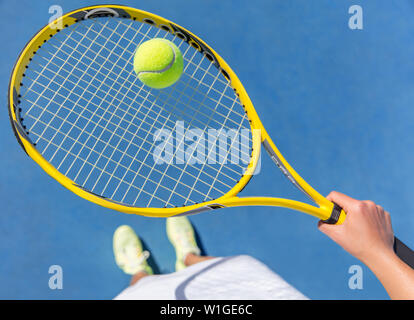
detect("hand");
top-left (318, 191), bottom-right (395, 265)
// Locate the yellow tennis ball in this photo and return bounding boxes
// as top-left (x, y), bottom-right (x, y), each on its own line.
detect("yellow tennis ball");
top-left (133, 38), bottom-right (184, 89)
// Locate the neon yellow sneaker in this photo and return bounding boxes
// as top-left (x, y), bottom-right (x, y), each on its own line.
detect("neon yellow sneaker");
top-left (113, 225), bottom-right (153, 275)
top-left (166, 216), bottom-right (201, 271)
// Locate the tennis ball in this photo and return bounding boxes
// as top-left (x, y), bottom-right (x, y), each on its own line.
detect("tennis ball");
top-left (133, 38), bottom-right (184, 89)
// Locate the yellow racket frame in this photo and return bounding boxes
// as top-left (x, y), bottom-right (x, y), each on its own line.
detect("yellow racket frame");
top-left (8, 5), bottom-right (345, 223)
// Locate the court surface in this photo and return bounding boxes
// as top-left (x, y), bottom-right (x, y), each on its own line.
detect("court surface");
top-left (1, 0), bottom-right (413, 299)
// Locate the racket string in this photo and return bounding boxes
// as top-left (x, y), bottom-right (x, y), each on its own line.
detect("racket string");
top-left (19, 20), bottom-right (84, 105)
top-left (18, 16), bottom-right (253, 207)
top-left (145, 49), bottom-right (222, 207)
top-left (24, 109), bottom-right (225, 200)
top-left (29, 29), bottom-right (251, 153)
top-left (24, 21), bottom-right (95, 132)
top-left (30, 18), bottom-right (121, 176)
top-left (22, 81), bottom-right (240, 191)
top-left (46, 28), bottom-right (248, 130)
top-left (30, 51), bottom-right (250, 149)
top-left (58, 20), bottom-right (138, 186)
top-left (26, 116), bottom-right (179, 206)
top-left (75, 20), bottom-right (159, 192)
top-left (116, 31), bottom-right (209, 204)
top-left (163, 61), bottom-right (234, 206)
top-left (95, 18), bottom-right (235, 98)
top-left (74, 18), bottom-right (247, 125)
top-left (188, 98), bottom-right (247, 203)
top-left (25, 27), bottom-right (252, 174)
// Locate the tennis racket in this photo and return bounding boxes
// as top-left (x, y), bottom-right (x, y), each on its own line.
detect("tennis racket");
top-left (8, 5), bottom-right (413, 267)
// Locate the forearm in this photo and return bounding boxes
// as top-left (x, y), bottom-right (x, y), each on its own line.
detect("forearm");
top-left (364, 250), bottom-right (414, 300)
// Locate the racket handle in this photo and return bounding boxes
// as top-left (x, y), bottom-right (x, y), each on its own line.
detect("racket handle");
top-left (394, 237), bottom-right (414, 269)
top-left (322, 203), bottom-right (345, 224)
top-left (325, 202), bottom-right (414, 269)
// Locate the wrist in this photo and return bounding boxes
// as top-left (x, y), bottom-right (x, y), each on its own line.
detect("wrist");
top-left (362, 247), bottom-right (398, 273)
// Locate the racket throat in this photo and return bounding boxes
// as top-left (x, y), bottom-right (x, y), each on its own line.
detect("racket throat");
top-left (323, 203), bottom-right (344, 224)
top-left (175, 203), bottom-right (225, 216)
top-left (262, 139), bottom-right (313, 201)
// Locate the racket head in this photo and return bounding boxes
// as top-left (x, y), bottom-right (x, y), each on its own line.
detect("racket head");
top-left (8, 5), bottom-right (262, 217)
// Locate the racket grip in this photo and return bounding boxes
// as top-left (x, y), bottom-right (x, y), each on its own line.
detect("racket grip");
top-left (394, 237), bottom-right (414, 269)
top-left (323, 203), bottom-right (346, 224)
top-left (326, 202), bottom-right (414, 269)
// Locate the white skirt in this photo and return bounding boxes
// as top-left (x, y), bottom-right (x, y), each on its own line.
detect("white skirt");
top-left (114, 255), bottom-right (308, 300)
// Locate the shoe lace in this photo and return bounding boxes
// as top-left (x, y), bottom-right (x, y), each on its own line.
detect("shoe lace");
top-left (136, 250), bottom-right (150, 265)
top-left (123, 247), bottom-right (150, 269)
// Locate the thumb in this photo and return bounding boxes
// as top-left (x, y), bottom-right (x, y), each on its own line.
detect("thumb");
top-left (326, 191), bottom-right (360, 215)
top-left (317, 220), bottom-right (346, 245)
top-left (317, 219), bottom-right (339, 237)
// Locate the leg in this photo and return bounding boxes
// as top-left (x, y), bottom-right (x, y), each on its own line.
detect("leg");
top-left (184, 253), bottom-right (215, 267)
top-left (130, 271), bottom-right (150, 286)
top-left (167, 216), bottom-right (215, 271)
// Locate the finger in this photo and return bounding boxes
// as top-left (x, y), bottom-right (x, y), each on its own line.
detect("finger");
top-left (326, 191), bottom-right (360, 214)
top-left (384, 210), bottom-right (392, 224)
top-left (317, 219), bottom-right (341, 237)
